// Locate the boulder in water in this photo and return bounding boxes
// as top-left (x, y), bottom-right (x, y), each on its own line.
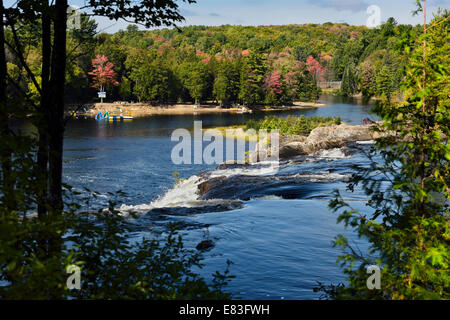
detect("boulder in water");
top-left (216, 160), bottom-right (249, 169)
top-left (198, 176), bottom-right (226, 196)
top-left (251, 124), bottom-right (377, 160)
top-left (306, 124), bottom-right (373, 145)
top-left (196, 240), bottom-right (215, 251)
top-left (281, 134), bottom-right (307, 144)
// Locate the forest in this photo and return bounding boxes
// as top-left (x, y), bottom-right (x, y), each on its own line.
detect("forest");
top-left (0, 0), bottom-right (448, 301)
top-left (7, 15), bottom-right (418, 107)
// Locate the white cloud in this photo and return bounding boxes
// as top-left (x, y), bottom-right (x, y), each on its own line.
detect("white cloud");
top-left (308, 0), bottom-right (369, 12)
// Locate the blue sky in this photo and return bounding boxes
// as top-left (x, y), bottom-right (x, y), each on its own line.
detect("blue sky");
top-left (5, 0), bottom-right (449, 33)
top-left (176, 0), bottom-right (446, 25)
top-left (97, 0), bottom-right (448, 32)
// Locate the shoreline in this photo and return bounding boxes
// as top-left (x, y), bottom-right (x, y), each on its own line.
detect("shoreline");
top-left (68, 101), bottom-right (326, 118)
top-left (260, 101), bottom-right (326, 111)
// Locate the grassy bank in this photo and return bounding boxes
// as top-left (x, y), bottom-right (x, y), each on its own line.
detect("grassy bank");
top-left (245, 115), bottom-right (341, 136)
top-left (205, 115), bottom-right (342, 141)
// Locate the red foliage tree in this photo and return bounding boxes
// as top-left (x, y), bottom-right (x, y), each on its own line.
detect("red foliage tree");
top-left (305, 56), bottom-right (323, 75)
top-left (264, 69), bottom-right (283, 95)
top-left (284, 70), bottom-right (299, 99)
top-left (88, 55), bottom-right (119, 94)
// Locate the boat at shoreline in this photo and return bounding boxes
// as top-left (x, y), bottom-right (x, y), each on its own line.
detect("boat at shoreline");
top-left (95, 109), bottom-right (134, 121)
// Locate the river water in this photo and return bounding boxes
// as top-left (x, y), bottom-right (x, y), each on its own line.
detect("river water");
top-left (63, 95), bottom-right (376, 299)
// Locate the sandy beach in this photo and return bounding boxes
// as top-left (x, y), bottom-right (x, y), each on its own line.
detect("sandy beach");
top-left (70, 101), bottom-right (326, 118)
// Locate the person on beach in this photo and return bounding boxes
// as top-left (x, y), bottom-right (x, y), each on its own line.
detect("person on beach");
top-left (362, 117), bottom-right (374, 125)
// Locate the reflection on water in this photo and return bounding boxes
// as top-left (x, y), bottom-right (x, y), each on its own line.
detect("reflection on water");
top-left (62, 95), bottom-right (375, 299)
top-left (65, 95), bottom-right (375, 139)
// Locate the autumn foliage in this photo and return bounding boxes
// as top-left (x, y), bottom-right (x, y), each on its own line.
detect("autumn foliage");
top-left (88, 54), bottom-right (119, 92)
top-left (305, 56), bottom-right (323, 76)
top-left (264, 70), bottom-right (283, 95)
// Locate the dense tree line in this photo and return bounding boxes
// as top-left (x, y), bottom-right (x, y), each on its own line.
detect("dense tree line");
top-left (5, 17), bottom-right (422, 108)
top-left (90, 18), bottom-right (420, 103)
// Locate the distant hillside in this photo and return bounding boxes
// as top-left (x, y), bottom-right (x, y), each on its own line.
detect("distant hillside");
top-left (9, 18), bottom-right (421, 105)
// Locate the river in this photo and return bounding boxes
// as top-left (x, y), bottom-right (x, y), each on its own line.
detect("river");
top-left (63, 95), bottom-right (376, 299)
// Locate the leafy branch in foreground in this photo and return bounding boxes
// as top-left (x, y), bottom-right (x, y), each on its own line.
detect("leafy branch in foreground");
top-left (318, 5), bottom-right (449, 300)
top-left (64, 199), bottom-right (233, 299)
top-left (0, 0), bottom-right (233, 300)
top-left (0, 187), bottom-right (234, 299)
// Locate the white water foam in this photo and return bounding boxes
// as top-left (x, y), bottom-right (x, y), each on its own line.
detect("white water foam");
top-left (251, 195), bottom-right (284, 201)
top-left (119, 175), bottom-right (202, 213)
top-left (356, 140), bottom-right (375, 145)
top-left (150, 175), bottom-right (201, 208)
top-left (292, 171), bottom-right (351, 182)
top-left (119, 163), bottom-right (280, 214)
top-left (314, 148), bottom-right (349, 160)
top-left (209, 162), bottom-right (280, 178)
top-left (119, 157), bottom-right (348, 214)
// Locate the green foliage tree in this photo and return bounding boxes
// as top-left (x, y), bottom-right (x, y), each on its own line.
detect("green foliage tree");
top-left (132, 54), bottom-right (175, 103)
top-left (6, 13), bottom-right (415, 107)
top-left (375, 66), bottom-right (394, 101)
top-left (318, 6), bottom-right (450, 300)
top-left (292, 44), bottom-right (316, 62)
top-left (297, 68), bottom-right (321, 102)
top-left (118, 77), bottom-right (133, 100)
top-left (66, 13), bottom-right (98, 103)
top-left (246, 115), bottom-right (341, 136)
top-left (238, 51), bottom-right (267, 106)
top-left (213, 60), bottom-right (240, 106)
top-left (331, 38), bottom-right (364, 80)
top-left (340, 64), bottom-right (358, 97)
top-left (178, 60), bottom-right (211, 105)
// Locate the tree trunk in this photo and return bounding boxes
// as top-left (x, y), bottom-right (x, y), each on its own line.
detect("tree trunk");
top-left (0, 0), bottom-right (15, 211)
top-left (37, 2), bottom-right (51, 221)
top-left (48, 0), bottom-right (67, 232)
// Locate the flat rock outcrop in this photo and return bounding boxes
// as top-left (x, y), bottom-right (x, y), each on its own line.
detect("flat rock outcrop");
top-left (248, 124), bottom-right (378, 161)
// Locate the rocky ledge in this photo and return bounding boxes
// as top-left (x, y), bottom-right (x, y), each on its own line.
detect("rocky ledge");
top-left (249, 123), bottom-right (381, 161)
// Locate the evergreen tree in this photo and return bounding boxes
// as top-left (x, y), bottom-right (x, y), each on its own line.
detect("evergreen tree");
top-left (340, 64), bottom-right (357, 96)
top-left (297, 68), bottom-right (320, 102)
top-left (292, 44), bottom-right (316, 62)
top-left (213, 60), bottom-right (240, 106)
top-left (238, 51), bottom-right (267, 106)
top-left (375, 66), bottom-right (394, 101)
